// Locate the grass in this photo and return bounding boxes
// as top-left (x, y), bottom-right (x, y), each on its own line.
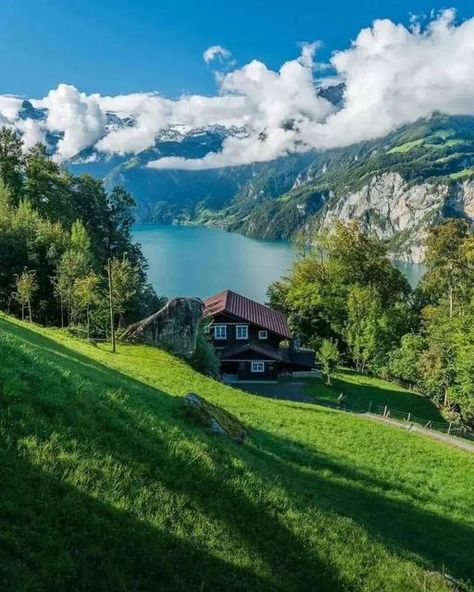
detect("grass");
top-left (307, 369), bottom-right (445, 421)
top-left (449, 167), bottom-right (474, 180)
top-left (387, 138), bottom-right (426, 154)
top-left (0, 314), bottom-right (473, 591)
top-left (387, 137), bottom-right (464, 155)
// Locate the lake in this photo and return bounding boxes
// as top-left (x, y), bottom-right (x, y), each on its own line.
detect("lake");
top-left (132, 224), bottom-right (425, 302)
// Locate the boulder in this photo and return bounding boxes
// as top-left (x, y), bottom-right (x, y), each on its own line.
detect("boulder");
top-left (182, 393), bottom-right (247, 443)
top-left (120, 297), bottom-right (204, 359)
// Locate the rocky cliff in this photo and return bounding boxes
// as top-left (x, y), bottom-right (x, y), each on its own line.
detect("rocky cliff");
top-left (316, 173), bottom-right (474, 262)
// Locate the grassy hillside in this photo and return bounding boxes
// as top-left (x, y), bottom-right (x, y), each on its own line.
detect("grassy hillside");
top-left (308, 369), bottom-right (446, 421)
top-left (1, 314), bottom-right (473, 591)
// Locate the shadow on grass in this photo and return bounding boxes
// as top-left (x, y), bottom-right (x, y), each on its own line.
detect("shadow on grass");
top-left (244, 429), bottom-right (474, 585)
top-left (1, 317), bottom-right (472, 589)
top-left (0, 444), bottom-right (273, 592)
top-left (0, 317), bottom-right (349, 592)
top-left (310, 370), bottom-right (445, 423)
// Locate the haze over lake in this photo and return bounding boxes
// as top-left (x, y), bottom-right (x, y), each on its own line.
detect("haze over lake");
top-left (133, 224), bottom-right (425, 302)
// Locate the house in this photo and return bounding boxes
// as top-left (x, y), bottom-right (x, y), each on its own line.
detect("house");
top-left (203, 290), bottom-right (315, 380)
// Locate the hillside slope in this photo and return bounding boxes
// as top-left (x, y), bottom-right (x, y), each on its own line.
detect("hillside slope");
top-left (70, 114), bottom-right (474, 262)
top-left (0, 315), bottom-right (473, 591)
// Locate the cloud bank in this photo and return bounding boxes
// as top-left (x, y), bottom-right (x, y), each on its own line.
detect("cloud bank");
top-left (2, 10), bottom-right (474, 169)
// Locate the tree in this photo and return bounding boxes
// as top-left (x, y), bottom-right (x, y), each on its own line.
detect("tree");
top-left (72, 272), bottom-right (101, 338)
top-left (419, 306), bottom-right (457, 407)
top-left (387, 333), bottom-right (426, 388)
top-left (421, 219), bottom-right (473, 317)
top-left (55, 221), bottom-right (93, 325)
top-left (0, 127), bottom-right (24, 200)
top-left (267, 221), bottom-right (412, 353)
top-left (345, 285), bottom-right (386, 373)
top-left (110, 256), bottom-right (140, 328)
top-left (24, 143), bottom-right (70, 222)
top-left (14, 269), bottom-right (38, 321)
top-left (319, 339), bottom-right (340, 385)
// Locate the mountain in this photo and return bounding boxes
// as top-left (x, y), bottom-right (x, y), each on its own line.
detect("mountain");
top-left (14, 94), bottom-right (474, 262)
top-left (69, 112), bottom-right (474, 262)
top-left (216, 113), bottom-right (474, 261)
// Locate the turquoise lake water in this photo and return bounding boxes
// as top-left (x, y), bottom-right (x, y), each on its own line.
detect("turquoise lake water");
top-left (132, 224), bottom-right (425, 302)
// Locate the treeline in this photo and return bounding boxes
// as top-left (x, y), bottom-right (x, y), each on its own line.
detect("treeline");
top-left (268, 220), bottom-right (474, 426)
top-left (0, 127), bottom-right (163, 335)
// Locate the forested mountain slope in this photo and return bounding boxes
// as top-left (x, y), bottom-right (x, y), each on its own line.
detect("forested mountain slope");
top-left (0, 314), bottom-right (473, 591)
top-left (69, 113), bottom-right (474, 261)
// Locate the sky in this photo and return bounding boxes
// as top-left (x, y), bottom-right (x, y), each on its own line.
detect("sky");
top-left (1, 1), bottom-right (474, 169)
top-left (0, 0), bottom-right (472, 98)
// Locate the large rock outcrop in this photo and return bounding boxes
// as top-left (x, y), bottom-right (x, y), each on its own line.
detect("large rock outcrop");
top-left (318, 173), bottom-right (474, 262)
top-left (120, 297), bottom-right (204, 359)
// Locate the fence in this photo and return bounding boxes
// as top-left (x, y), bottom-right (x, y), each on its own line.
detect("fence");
top-left (370, 403), bottom-right (474, 442)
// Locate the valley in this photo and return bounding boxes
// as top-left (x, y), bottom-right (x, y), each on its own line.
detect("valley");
top-left (69, 112), bottom-right (474, 263)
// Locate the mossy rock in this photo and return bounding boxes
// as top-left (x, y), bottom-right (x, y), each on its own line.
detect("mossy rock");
top-left (182, 393), bottom-right (247, 443)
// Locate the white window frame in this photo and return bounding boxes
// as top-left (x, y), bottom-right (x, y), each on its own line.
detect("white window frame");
top-left (236, 325), bottom-right (249, 340)
top-left (258, 330), bottom-right (268, 340)
top-left (251, 361), bottom-right (265, 373)
top-left (214, 325), bottom-right (227, 340)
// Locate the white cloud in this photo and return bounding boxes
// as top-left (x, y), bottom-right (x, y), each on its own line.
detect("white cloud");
top-left (203, 45), bottom-right (232, 64)
top-left (39, 83), bottom-right (106, 160)
top-left (0, 96), bottom-right (22, 122)
top-left (4, 10), bottom-right (474, 168)
top-left (15, 118), bottom-right (46, 149)
top-left (306, 9), bottom-right (474, 148)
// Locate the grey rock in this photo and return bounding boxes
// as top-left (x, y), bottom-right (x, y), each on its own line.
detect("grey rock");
top-left (182, 392), bottom-right (247, 443)
top-left (319, 172), bottom-right (474, 263)
top-left (120, 297), bottom-right (204, 359)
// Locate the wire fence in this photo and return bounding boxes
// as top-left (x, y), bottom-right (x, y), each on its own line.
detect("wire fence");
top-left (370, 403), bottom-right (474, 442)
top-left (309, 396), bottom-right (474, 443)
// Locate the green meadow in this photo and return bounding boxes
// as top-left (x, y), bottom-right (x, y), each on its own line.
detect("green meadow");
top-left (0, 314), bottom-right (473, 592)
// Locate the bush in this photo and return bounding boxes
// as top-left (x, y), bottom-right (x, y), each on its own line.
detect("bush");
top-left (190, 325), bottom-right (220, 378)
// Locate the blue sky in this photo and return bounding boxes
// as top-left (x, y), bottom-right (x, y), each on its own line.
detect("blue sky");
top-left (0, 0), bottom-right (472, 98)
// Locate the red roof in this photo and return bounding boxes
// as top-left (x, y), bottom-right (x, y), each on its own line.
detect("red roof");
top-left (203, 290), bottom-right (291, 339)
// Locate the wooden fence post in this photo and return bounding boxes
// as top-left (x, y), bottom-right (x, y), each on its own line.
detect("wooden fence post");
top-left (407, 412), bottom-right (411, 422)
top-left (383, 405), bottom-right (388, 418)
top-left (368, 401), bottom-right (373, 413)
top-left (447, 421), bottom-right (453, 436)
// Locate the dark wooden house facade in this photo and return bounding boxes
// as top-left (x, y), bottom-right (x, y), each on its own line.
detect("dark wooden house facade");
top-left (203, 290), bottom-right (314, 380)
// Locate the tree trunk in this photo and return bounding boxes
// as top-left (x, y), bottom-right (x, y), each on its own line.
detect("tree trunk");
top-left (28, 299), bottom-right (32, 323)
top-left (86, 304), bottom-right (90, 339)
top-left (60, 295), bottom-right (64, 329)
top-left (443, 387), bottom-right (449, 408)
top-left (21, 304), bottom-right (24, 321)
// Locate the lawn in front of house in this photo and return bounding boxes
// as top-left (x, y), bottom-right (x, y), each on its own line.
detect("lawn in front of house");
top-left (306, 368), bottom-right (446, 423)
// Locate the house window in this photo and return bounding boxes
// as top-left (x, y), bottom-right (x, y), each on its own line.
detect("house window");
top-left (236, 325), bottom-right (249, 340)
top-left (258, 330), bottom-right (268, 340)
top-left (214, 325), bottom-right (227, 340)
top-left (251, 361), bottom-right (265, 373)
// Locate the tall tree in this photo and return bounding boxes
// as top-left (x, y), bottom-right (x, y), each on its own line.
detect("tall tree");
top-left (14, 269), bottom-right (38, 321)
top-left (0, 127), bottom-right (24, 201)
top-left (110, 256), bottom-right (140, 328)
top-left (319, 339), bottom-right (340, 385)
top-left (421, 219), bottom-right (473, 317)
top-left (345, 285), bottom-right (385, 373)
top-left (24, 143), bottom-right (70, 222)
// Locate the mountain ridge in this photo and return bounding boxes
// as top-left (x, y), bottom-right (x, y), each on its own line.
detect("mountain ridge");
top-left (9, 96), bottom-right (474, 261)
